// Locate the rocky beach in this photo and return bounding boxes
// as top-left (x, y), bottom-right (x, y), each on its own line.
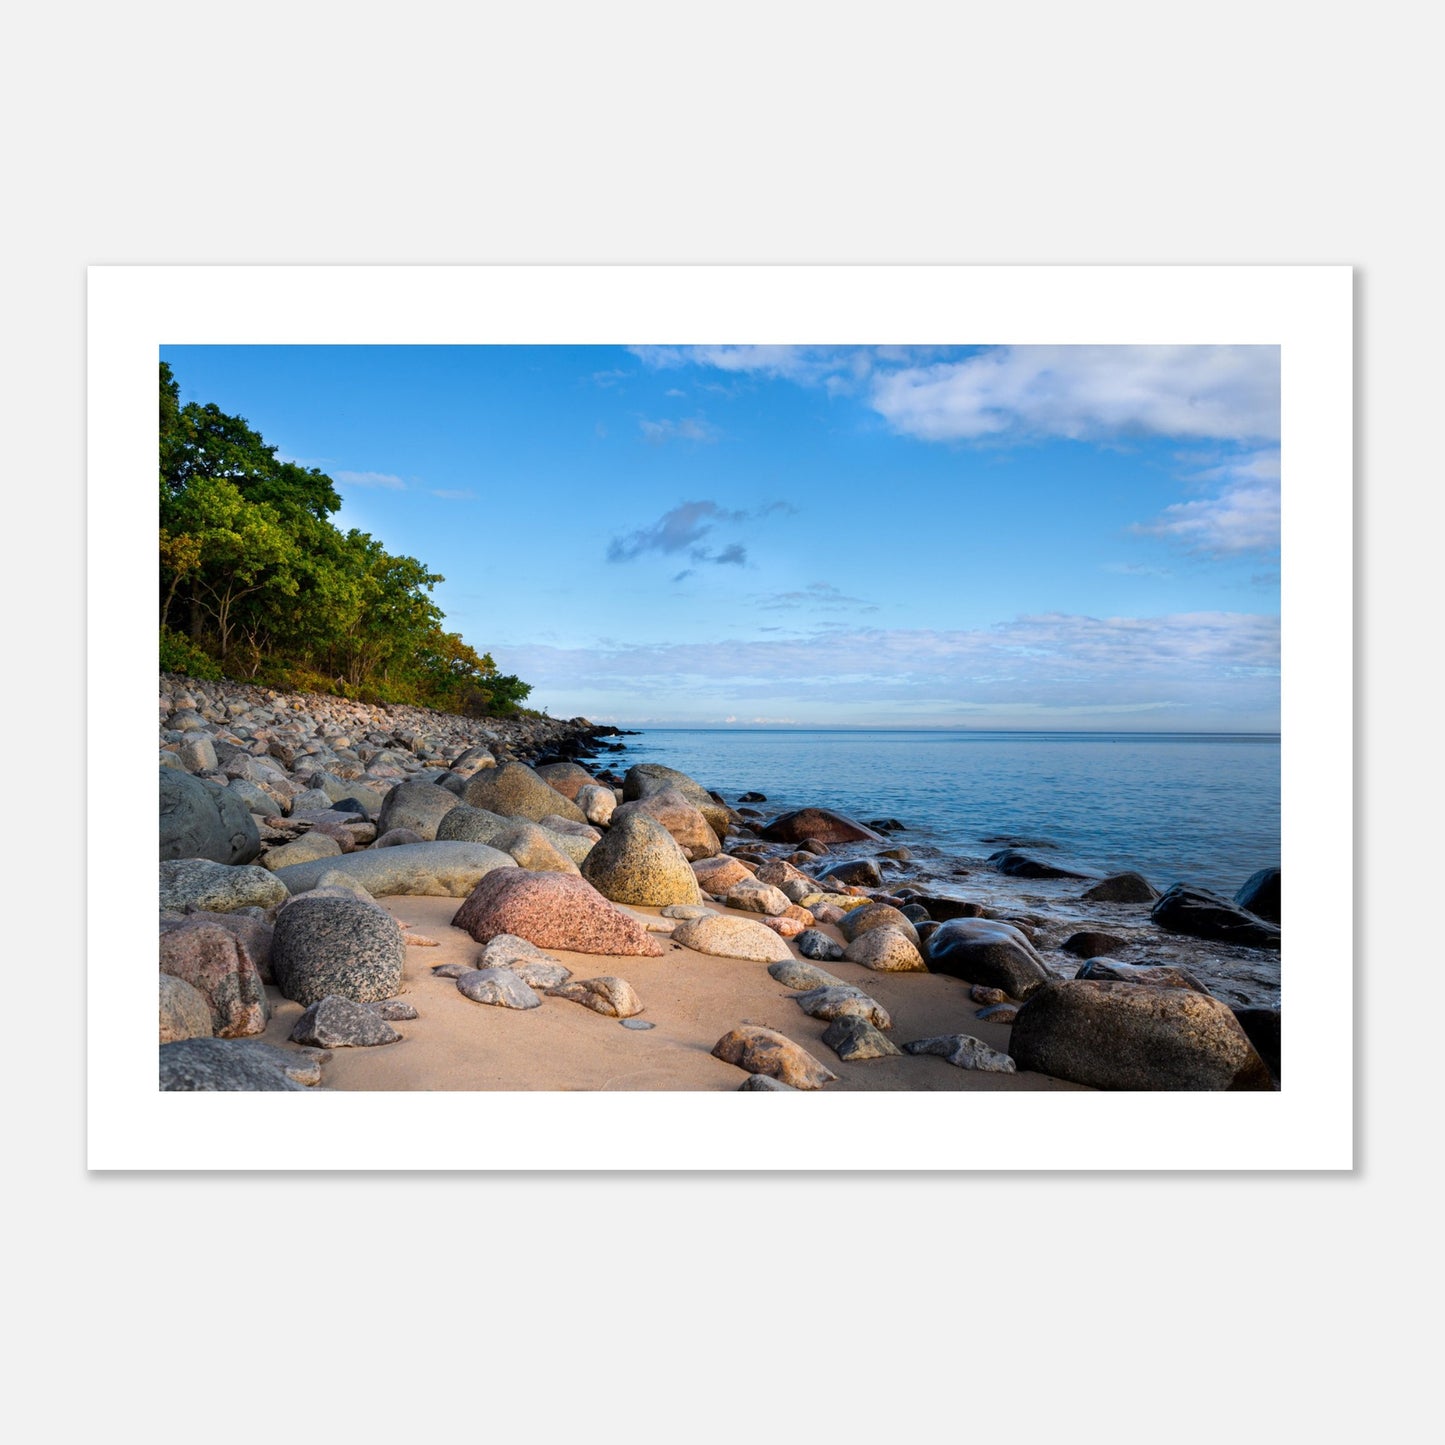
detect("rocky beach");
top-left (157, 673), bottom-right (1282, 1093)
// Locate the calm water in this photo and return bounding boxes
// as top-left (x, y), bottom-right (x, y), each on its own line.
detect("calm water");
top-left (615, 729), bottom-right (1280, 897)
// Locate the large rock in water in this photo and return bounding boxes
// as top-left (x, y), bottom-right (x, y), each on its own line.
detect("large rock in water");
top-left (622, 763), bottom-right (731, 840)
top-left (759, 808), bottom-right (884, 845)
top-left (159, 1037), bottom-right (308, 1091)
top-left (1010, 980), bottom-right (1276, 1090)
top-left (451, 869), bottom-right (665, 956)
top-left (1081, 872), bottom-right (1161, 904)
top-left (271, 894), bottom-right (407, 1005)
top-left (610, 790), bottom-right (721, 859)
top-left (159, 858), bottom-right (288, 914)
top-left (158, 923), bottom-right (269, 1036)
top-left (1151, 883), bottom-right (1281, 949)
top-left (926, 918), bottom-right (1052, 998)
top-left (1235, 868), bottom-right (1281, 925)
top-left (273, 841), bottom-right (517, 897)
top-left (463, 761), bottom-right (587, 824)
top-left (987, 848), bottom-right (1088, 881)
top-left (160, 768), bottom-right (261, 865)
top-left (375, 779), bottom-right (461, 840)
top-left (581, 810), bottom-right (704, 907)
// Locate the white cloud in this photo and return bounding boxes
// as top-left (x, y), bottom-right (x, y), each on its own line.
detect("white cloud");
top-left (1138, 448), bottom-right (1281, 555)
top-left (335, 470), bottom-right (406, 490)
top-left (638, 414), bottom-right (720, 444)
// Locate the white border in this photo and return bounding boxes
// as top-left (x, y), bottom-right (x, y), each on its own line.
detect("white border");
top-left (88, 266), bottom-right (1351, 1170)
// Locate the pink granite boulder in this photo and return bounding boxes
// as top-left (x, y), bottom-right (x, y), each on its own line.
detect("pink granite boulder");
top-left (450, 869), bottom-right (665, 957)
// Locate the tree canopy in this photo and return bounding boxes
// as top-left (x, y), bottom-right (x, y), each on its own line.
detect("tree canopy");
top-left (158, 361), bottom-right (532, 716)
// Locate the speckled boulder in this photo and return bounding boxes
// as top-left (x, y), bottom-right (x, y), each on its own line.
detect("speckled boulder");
top-left (374, 779), bottom-right (461, 841)
top-left (160, 767), bottom-right (261, 865)
top-left (451, 869), bottom-right (664, 956)
top-left (159, 858), bottom-right (288, 914)
top-left (290, 995), bottom-right (402, 1046)
top-left (795, 929), bottom-right (845, 963)
top-left (575, 784), bottom-right (617, 826)
top-left (274, 841), bottom-right (517, 897)
top-left (463, 761), bottom-right (587, 824)
top-left (159, 1037), bottom-right (308, 1091)
top-left (711, 1025), bottom-right (838, 1089)
top-left (769, 957), bottom-right (847, 991)
top-left (822, 1015), bottom-right (902, 1061)
top-left (159, 974), bottom-right (214, 1043)
top-left (611, 789), bottom-right (721, 860)
top-left (839, 903), bottom-right (920, 948)
top-left (1011, 981), bottom-right (1275, 1090)
top-left (546, 975), bottom-right (643, 1018)
top-left (159, 909), bottom-right (273, 981)
top-left (844, 926), bottom-right (928, 973)
top-left (435, 808), bottom-right (584, 873)
top-left (691, 855), bottom-right (756, 893)
top-left (581, 810), bottom-right (704, 906)
top-left (373, 827), bottom-right (426, 849)
top-left (158, 923), bottom-right (269, 1036)
top-left (758, 808), bottom-right (884, 845)
top-left (720, 877), bottom-right (791, 916)
top-left (794, 985), bottom-right (892, 1029)
top-left (622, 763), bottom-right (731, 840)
top-left (271, 893), bottom-right (407, 1005)
top-left (456, 968), bottom-right (543, 1009)
top-left (534, 761), bottom-right (598, 802)
top-left (671, 912), bottom-right (794, 963)
top-left (260, 832), bottom-right (343, 872)
top-left (925, 917), bottom-right (1052, 998)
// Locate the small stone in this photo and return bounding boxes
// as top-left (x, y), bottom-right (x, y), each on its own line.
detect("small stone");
top-left (822, 1015), bottom-right (902, 1061)
top-left (456, 968), bottom-right (543, 1009)
top-left (738, 1074), bottom-right (795, 1090)
top-left (711, 1025), bottom-right (838, 1089)
top-left (795, 929), bottom-right (845, 962)
top-left (904, 1034), bottom-right (1017, 1072)
top-left (405, 933), bottom-right (441, 947)
top-left (620, 1018), bottom-right (655, 1031)
top-left (433, 963), bottom-right (472, 979)
top-left (769, 958), bottom-right (848, 991)
top-left (970, 985), bottom-right (1010, 1005)
top-left (371, 999), bottom-right (419, 1020)
top-left (976, 1002), bottom-right (1021, 1023)
top-left (546, 976), bottom-right (644, 1018)
top-left (661, 904), bottom-right (712, 919)
top-left (794, 985), bottom-right (892, 1030)
top-left (290, 996), bottom-right (401, 1048)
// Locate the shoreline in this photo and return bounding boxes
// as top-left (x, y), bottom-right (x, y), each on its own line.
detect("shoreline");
top-left (158, 674), bottom-right (1282, 1092)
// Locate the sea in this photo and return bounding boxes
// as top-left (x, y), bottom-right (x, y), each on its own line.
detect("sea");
top-left (613, 729), bottom-right (1280, 899)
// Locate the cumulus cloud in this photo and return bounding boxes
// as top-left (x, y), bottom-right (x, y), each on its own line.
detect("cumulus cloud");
top-left (1137, 448), bottom-right (1281, 555)
top-left (607, 499), bottom-right (790, 567)
top-left (335, 470), bottom-right (406, 490)
top-left (638, 415), bottom-right (720, 445)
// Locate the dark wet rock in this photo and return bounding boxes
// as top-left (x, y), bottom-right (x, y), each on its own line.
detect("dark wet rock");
top-left (711, 1025), bottom-right (838, 1089)
top-left (738, 791), bottom-right (768, 803)
top-left (904, 1033), bottom-right (1016, 1072)
top-left (463, 761), bottom-right (588, 824)
top-left (1151, 883), bottom-right (1281, 950)
top-left (1081, 871), bottom-right (1162, 904)
top-left (160, 858), bottom-right (288, 915)
top-left (795, 929), bottom-right (845, 963)
top-left (1076, 958), bottom-right (1211, 993)
top-left (899, 903), bottom-right (931, 923)
top-left (839, 903), bottom-right (920, 948)
top-left (159, 1037), bottom-right (308, 1091)
top-left (376, 779), bottom-right (462, 840)
top-left (971, 985), bottom-right (1010, 1006)
top-left (457, 967), bottom-right (543, 1009)
top-left (915, 920), bottom-right (942, 947)
top-left (797, 838), bottom-right (831, 856)
top-left (452, 869), bottom-right (664, 956)
top-left (820, 858), bottom-right (884, 888)
top-left (926, 918), bottom-right (1052, 998)
top-left (988, 849), bottom-right (1089, 881)
top-left (1061, 930), bottom-right (1129, 959)
top-left (794, 985), bottom-right (891, 1029)
top-left (622, 763), bottom-right (731, 839)
top-left (546, 975), bottom-right (643, 1018)
top-left (759, 808), bottom-right (885, 845)
top-left (271, 894), bottom-right (406, 1006)
top-left (160, 767), bottom-right (262, 865)
top-left (275, 840), bottom-right (517, 898)
top-left (159, 974), bottom-right (213, 1043)
top-left (975, 1002), bottom-right (1021, 1024)
top-left (158, 922), bottom-right (269, 1036)
top-left (1235, 868), bottom-right (1281, 925)
top-left (869, 818), bottom-right (907, 833)
top-left (1011, 981), bottom-right (1275, 1090)
top-left (671, 912), bottom-right (793, 963)
top-left (769, 956), bottom-right (846, 990)
top-left (291, 995), bottom-right (402, 1046)
top-left (822, 1015), bottom-right (902, 1061)
top-left (844, 927), bottom-right (928, 972)
top-left (582, 810), bottom-right (705, 906)
top-left (738, 1074), bottom-right (796, 1091)
top-left (1232, 1006), bottom-right (1282, 1083)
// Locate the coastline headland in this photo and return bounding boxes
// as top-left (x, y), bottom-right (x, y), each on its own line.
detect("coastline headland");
top-left (157, 674), bottom-right (1281, 1093)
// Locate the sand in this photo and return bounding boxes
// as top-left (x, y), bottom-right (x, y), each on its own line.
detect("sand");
top-left (258, 894), bottom-right (1088, 1091)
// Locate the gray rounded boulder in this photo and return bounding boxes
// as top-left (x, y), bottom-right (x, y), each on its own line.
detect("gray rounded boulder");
top-left (159, 858), bottom-right (289, 914)
top-left (463, 761), bottom-right (587, 824)
top-left (375, 779), bottom-right (462, 841)
top-left (160, 767), bottom-right (261, 864)
top-left (271, 893), bottom-right (406, 1006)
top-left (159, 1037), bottom-right (308, 1091)
top-left (581, 810), bottom-right (705, 907)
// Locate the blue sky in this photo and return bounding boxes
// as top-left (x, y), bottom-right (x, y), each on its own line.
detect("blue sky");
top-left (159, 344), bottom-right (1281, 729)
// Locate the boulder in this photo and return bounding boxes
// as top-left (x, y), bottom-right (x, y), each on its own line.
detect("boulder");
top-left (290, 995), bottom-right (402, 1046)
top-left (768, 957), bottom-right (847, 991)
top-left (794, 985), bottom-right (891, 1029)
top-left (271, 894), bottom-right (406, 1005)
top-left (671, 912), bottom-right (794, 964)
top-left (159, 910), bottom-right (273, 980)
top-left (822, 1015), bottom-right (902, 1061)
top-left (903, 1034), bottom-right (1017, 1073)
top-left (581, 810), bottom-right (704, 906)
top-left (622, 763), bottom-right (731, 839)
top-left (796, 929), bottom-right (845, 963)
top-left (463, 761), bottom-right (587, 824)
top-left (1010, 981), bottom-right (1275, 1090)
top-left (160, 768), bottom-right (261, 865)
top-left (159, 858), bottom-right (288, 914)
top-left (1081, 872), bottom-right (1162, 904)
top-left (158, 923), bottom-right (269, 1036)
top-left (260, 832), bottom-right (343, 872)
top-left (987, 849), bottom-right (1089, 881)
top-left (1235, 868), bottom-right (1281, 925)
top-left (159, 1037), bottom-right (308, 1091)
top-left (821, 858), bottom-right (884, 888)
top-left (711, 1025), bottom-right (838, 1089)
top-left (759, 808), bottom-right (884, 845)
top-left (1151, 883), bottom-right (1281, 949)
top-left (375, 779), bottom-right (461, 841)
top-left (910, 895), bottom-right (987, 921)
top-left (456, 968), bottom-right (543, 1009)
top-left (839, 903), bottom-right (920, 948)
top-left (611, 790), bottom-right (721, 859)
top-left (691, 855), bottom-right (756, 893)
top-left (534, 761), bottom-right (597, 802)
top-left (451, 869), bottom-right (664, 956)
top-left (545, 976), bottom-right (643, 1018)
top-left (575, 784), bottom-right (617, 826)
top-left (1233, 1006), bottom-right (1282, 1083)
top-left (1061, 930), bottom-right (1129, 959)
top-left (926, 918), bottom-right (1052, 998)
top-left (158, 974), bottom-right (214, 1043)
top-left (720, 877), bottom-right (791, 916)
top-left (844, 927), bottom-right (928, 973)
top-left (479, 934), bottom-right (573, 989)
top-left (274, 841), bottom-right (517, 898)
top-left (1076, 958), bottom-right (1210, 993)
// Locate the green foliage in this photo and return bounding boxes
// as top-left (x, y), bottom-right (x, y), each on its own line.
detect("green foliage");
top-left (157, 362), bottom-right (531, 715)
